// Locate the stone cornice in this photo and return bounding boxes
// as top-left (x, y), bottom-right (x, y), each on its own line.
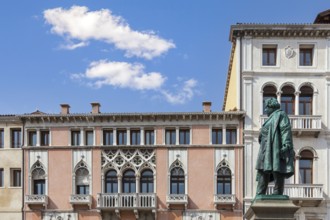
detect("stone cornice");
top-left (19, 111), bottom-right (245, 124)
top-left (230, 24), bottom-right (330, 41)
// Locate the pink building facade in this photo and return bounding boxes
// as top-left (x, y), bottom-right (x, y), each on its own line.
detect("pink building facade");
top-left (21, 103), bottom-right (245, 220)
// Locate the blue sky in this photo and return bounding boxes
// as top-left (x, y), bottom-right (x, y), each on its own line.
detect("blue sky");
top-left (1, 1), bottom-right (329, 114)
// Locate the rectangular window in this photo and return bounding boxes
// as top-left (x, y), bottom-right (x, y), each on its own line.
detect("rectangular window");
top-left (299, 46), bottom-right (313, 66)
top-left (165, 129), bottom-right (176, 145)
top-left (11, 129), bottom-right (21, 148)
top-left (76, 185), bottom-right (89, 195)
top-left (226, 129), bottom-right (237, 144)
top-left (40, 130), bottom-right (50, 146)
top-left (11, 169), bottom-right (21, 187)
top-left (103, 130), bottom-right (113, 146)
top-left (85, 130), bottom-right (94, 146)
top-left (262, 45), bottom-right (277, 66)
top-left (130, 130), bottom-right (140, 145)
top-left (28, 131), bottom-right (37, 146)
top-left (179, 129), bottom-right (190, 145)
top-left (0, 168), bottom-right (3, 187)
top-left (145, 130), bottom-right (154, 145)
top-left (212, 129), bottom-right (222, 144)
top-left (71, 130), bottom-right (80, 146)
top-left (0, 129), bottom-right (3, 148)
top-left (33, 180), bottom-right (45, 195)
top-left (117, 130), bottom-right (127, 145)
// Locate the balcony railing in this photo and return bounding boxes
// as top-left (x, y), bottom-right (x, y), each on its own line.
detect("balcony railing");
top-left (260, 115), bottom-right (321, 130)
top-left (166, 194), bottom-right (188, 207)
top-left (97, 193), bottom-right (156, 209)
top-left (25, 195), bottom-right (48, 207)
top-left (267, 184), bottom-right (323, 199)
top-left (70, 194), bottom-right (92, 207)
top-left (214, 194), bottom-right (236, 205)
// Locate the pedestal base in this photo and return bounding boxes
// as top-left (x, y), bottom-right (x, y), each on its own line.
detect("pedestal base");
top-left (244, 198), bottom-right (299, 220)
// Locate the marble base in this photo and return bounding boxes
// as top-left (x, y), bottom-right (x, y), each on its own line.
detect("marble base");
top-left (244, 199), bottom-right (299, 220)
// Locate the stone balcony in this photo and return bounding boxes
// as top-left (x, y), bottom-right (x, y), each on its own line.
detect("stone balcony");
top-left (166, 194), bottom-right (188, 208)
top-left (260, 115), bottom-right (322, 137)
top-left (25, 195), bottom-right (48, 207)
top-left (97, 193), bottom-right (156, 210)
top-left (267, 184), bottom-right (324, 207)
top-left (70, 194), bottom-right (92, 208)
top-left (214, 194), bottom-right (236, 207)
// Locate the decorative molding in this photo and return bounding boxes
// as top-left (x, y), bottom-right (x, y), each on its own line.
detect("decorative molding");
top-left (285, 46), bottom-right (295, 59)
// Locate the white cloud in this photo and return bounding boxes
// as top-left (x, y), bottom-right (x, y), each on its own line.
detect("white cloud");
top-left (60, 41), bottom-right (89, 50)
top-left (71, 60), bottom-right (166, 90)
top-left (161, 79), bottom-right (198, 104)
top-left (44, 6), bottom-right (175, 59)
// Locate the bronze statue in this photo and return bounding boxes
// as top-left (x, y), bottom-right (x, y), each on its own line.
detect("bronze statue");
top-left (256, 98), bottom-right (294, 196)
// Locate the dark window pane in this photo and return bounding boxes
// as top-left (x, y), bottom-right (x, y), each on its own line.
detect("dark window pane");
top-left (0, 130), bottom-right (4, 148)
top-left (34, 180), bottom-right (45, 195)
top-left (71, 131), bottom-right (80, 146)
top-left (85, 131), bottom-right (93, 145)
top-left (11, 129), bottom-right (21, 148)
top-left (103, 130), bottom-right (113, 146)
top-left (40, 131), bottom-right (49, 146)
top-left (117, 130), bottom-right (127, 145)
top-left (0, 169), bottom-right (3, 187)
top-left (300, 48), bottom-right (313, 66)
top-left (226, 129), bottom-right (237, 144)
top-left (179, 129), bottom-right (190, 144)
top-left (166, 130), bottom-right (176, 145)
top-left (12, 170), bottom-right (21, 187)
top-left (262, 47), bottom-right (277, 66)
top-left (131, 130), bottom-right (140, 145)
top-left (212, 129), bottom-right (222, 144)
top-left (28, 131), bottom-right (37, 146)
top-left (145, 130), bottom-right (154, 145)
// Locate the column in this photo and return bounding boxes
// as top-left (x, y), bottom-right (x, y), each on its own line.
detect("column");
top-left (118, 175), bottom-right (122, 193)
top-left (113, 129), bottom-right (117, 146)
top-left (36, 129), bottom-right (40, 147)
top-left (140, 127), bottom-right (144, 145)
top-left (176, 127), bottom-right (179, 145)
top-left (80, 129), bottom-right (84, 146)
top-left (236, 127), bottom-right (240, 145)
top-left (312, 90), bottom-right (318, 115)
top-left (222, 125), bottom-right (226, 145)
top-left (260, 91), bottom-right (264, 115)
top-left (136, 175), bottom-right (140, 193)
top-left (127, 128), bottom-right (130, 145)
top-left (294, 157), bottom-right (299, 184)
top-left (276, 91), bottom-right (282, 104)
top-left (294, 91), bottom-right (300, 115)
top-left (24, 128), bottom-right (28, 146)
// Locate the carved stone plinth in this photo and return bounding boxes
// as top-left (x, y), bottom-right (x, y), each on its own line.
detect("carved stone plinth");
top-left (244, 196), bottom-right (299, 220)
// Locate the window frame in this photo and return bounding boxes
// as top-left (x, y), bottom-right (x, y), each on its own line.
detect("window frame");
top-left (165, 129), bottom-right (176, 145)
top-left (212, 128), bottom-right (223, 144)
top-left (140, 169), bottom-right (154, 193)
top-left (11, 128), bottom-right (21, 148)
top-left (103, 129), bottom-right (114, 146)
top-left (85, 130), bottom-right (94, 146)
top-left (105, 170), bottom-right (118, 193)
top-left (0, 168), bottom-right (4, 187)
top-left (0, 129), bottom-right (4, 148)
top-left (130, 129), bottom-right (141, 145)
top-left (299, 45), bottom-right (314, 66)
top-left (71, 130), bottom-right (81, 146)
top-left (144, 130), bottom-right (154, 145)
top-left (28, 130), bottom-right (37, 146)
top-left (10, 168), bottom-right (21, 187)
top-left (262, 45), bottom-right (277, 66)
top-left (299, 150), bottom-right (313, 184)
top-left (170, 167), bottom-right (185, 194)
top-left (217, 167), bottom-right (232, 195)
top-left (40, 130), bottom-right (50, 146)
top-left (117, 129), bottom-right (127, 145)
top-left (179, 128), bottom-right (190, 145)
top-left (226, 129), bottom-right (237, 144)
top-left (122, 169), bottom-right (136, 193)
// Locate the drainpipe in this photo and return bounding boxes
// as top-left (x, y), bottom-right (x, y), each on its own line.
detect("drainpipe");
top-left (21, 118), bottom-right (26, 220)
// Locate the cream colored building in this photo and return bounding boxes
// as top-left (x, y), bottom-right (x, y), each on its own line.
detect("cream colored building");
top-left (223, 9), bottom-right (330, 220)
top-left (21, 103), bottom-right (245, 220)
top-left (0, 115), bottom-right (23, 220)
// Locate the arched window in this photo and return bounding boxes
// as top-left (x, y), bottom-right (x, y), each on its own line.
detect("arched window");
top-left (140, 169), bottom-right (154, 193)
top-left (299, 86), bottom-right (313, 115)
top-left (299, 150), bottom-right (313, 184)
top-left (263, 85), bottom-right (277, 114)
top-left (123, 170), bottom-right (136, 193)
top-left (105, 170), bottom-right (118, 193)
top-left (31, 162), bottom-right (46, 195)
top-left (281, 85), bottom-right (295, 115)
top-left (217, 167), bottom-right (232, 194)
top-left (76, 166), bottom-right (90, 195)
top-left (170, 167), bottom-right (185, 194)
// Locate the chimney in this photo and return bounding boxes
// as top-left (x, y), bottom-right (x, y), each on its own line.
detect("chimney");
top-left (60, 104), bottom-right (70, 114)
top-left (91, 102), bottom-right (101, 114)
top-left (202, 101), bottom-right (212, 112)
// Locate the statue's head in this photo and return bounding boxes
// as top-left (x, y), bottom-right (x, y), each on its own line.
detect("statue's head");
top-left (264, 98), bottom-right (281, 116)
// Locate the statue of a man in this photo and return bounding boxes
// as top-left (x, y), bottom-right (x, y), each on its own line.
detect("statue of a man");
top-left (256, 98), bottom-right (294, 196)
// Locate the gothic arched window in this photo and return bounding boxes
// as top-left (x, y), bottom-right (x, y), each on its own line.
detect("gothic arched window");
top-left (299, 85), bottom-right (313, 115)
top-left (281, 85), bottom-right (295, 115)
top-left (31, 162), bottom-right (46, 195)
top-left (75, 166), bottom-right (90, 195)
top-left (299, 150), bottom-right (314, 184)
top-left (122, 169), bottom-right (136, 193)
top-left (140, 169), bottom-right (154, 193)
top-left (217, 167), bottom-right (232, 194)
top-left (105, 170), bottom-right (118, 193)
top-left (170, 167), bottom-right (185, 194)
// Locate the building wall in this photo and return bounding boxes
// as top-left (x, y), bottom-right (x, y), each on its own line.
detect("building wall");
top-left (0, 120), bottom-right (22, 220)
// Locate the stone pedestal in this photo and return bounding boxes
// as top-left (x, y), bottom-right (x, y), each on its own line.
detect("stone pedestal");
top-left (244, 196), bottom-right (299, 220)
